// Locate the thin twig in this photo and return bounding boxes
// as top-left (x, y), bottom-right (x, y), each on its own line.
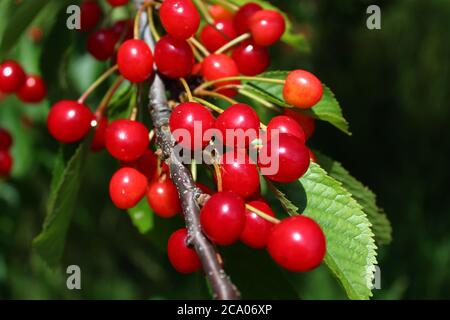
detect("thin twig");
top-left (135, 0), bottom-right (240, 300)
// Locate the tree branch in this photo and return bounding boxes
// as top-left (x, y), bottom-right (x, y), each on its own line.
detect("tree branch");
top-left (134, 0), bottom-right (240, 300)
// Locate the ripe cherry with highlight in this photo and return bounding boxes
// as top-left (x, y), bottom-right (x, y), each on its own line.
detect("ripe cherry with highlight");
top-left (117, 39), bottom-right (154, 83)
top-left (169, 102), bottom-right (215, 150)
top-left (249, 10), bottom-right (285, 46)
top-left (0, 60), bottom-right (26, 93)
top-left (109, 167), bottom-right (147, 209)
top-left (47, 100), bottom-right (93, 143)
top-left (267, 115), bottom-right (306, 143)
top-left (232, 40), bottom-right (269, 76)
top-left (159, 0), bottom-right (200, 40)
top-left (200, 191), bottom-right (245, 246)
top-left (105, 119), bottom-right (149, 161)
top-left (17, 75), bottom-right (47, 104)
top-left (267, 215), bottom-right (326, 272)
top-left (283, 70), bottom-right (323, 109)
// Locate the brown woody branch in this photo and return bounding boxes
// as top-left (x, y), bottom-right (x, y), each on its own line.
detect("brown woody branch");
top-left (134, 0), bottom-right (240, 300)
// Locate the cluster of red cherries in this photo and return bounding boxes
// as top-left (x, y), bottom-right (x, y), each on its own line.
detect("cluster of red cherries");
top-left (0, 60), bottom-right (47, 178)
top-left (45, 0), bottom-right (326, 274)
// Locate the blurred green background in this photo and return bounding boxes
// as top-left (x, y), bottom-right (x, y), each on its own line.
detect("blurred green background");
top-left (0, 0), bottom-right (449, 299)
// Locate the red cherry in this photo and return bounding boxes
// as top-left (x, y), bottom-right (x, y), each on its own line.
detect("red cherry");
top-left (168, 228), bottom-right (202, 273)
top-left (154, 35), bottom-right (194, 78)
top-left (0, 60), bottom-right (26, 93)
top-left (208, 4), bottom-right (234, 21)
top-left (200, 191), bottom-right (245, 245)
top-left (215, 103), bottom-right (260, 147)
top-left (80, 0), bottom-right (102, 32)
top-left (159, 0), bottom-right (200, 40)
top-left (87, 28), bottom-right (118, 61)
top-left (219, 149), bottom-right (260, 198)
top-left (231, 40), bottom-right (269, 76)
top-left (169, 102), bottom-right (215, 150)
top-left (0, 150), bottom-right (13, 177)
top-left (283, 109), bottom-right (315, 139)
top-left (202, 54), bottom-right (240, 97)
top-left (200, 19), bottom-right (237, 52)
top-left (117, 39), bottom-right (154, 83)
top-left (147, 178), bottom-right (181, 218)
top-left (258, 133), bottom-right (310, 183)
top-left (241, 200), bottom-right (275, 248)
top-left (107, 0), bottom-right (129, 7)
top-left (91, 115), bottom-right (108, 151)
top-left (267, 115), bottom-right (306, 143)
top-left (109, 167), bottom-right (147, 209)
top-left (283, 70), bottom-right (323, 109)
top-left (233, 2), bottom-right (262, 35)
top-left (16, 75), bottom-right (47, 104)
top-left (111, 19), bottom-right (134, 41)
top-left (267, 215), bottom-right (326, 272)
top-left (122, 149), bottom-right (158, 181)
top-left (105, 119), bottom-right (149, 161)
top-left (47, 100), bottom-right (93, 143)
top-left (0, 128), bottom-right (12, 150)
top-left (249, 10), bottom-right (285, 46)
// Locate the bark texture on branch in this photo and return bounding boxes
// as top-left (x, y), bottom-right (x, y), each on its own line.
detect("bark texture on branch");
top-left (135, 0), bottom-right (240, 300)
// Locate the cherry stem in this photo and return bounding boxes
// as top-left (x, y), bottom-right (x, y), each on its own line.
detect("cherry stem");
top-left (245, 204), bottom-right (280, 224)
top-left (192, 96), bottom-right (224, 114)
top-left (215, 33), bottom-right (251, 54)
top-left (195, 76), bottom-right (285, 93)
top-left (147, 5), bottom-right (160, 41)
top-left (197, 90), bottom-right (237, 104)
top-left (95, 76), bottom-right (125, 117)
top-left (180, 78), bottom-right (194, 102)
top-left (189, 37), bottom-right (210, 57)
top-left (238, 87), bottom-right (281, 112)
top-left (78, 65), bottom-right (119, 104)
top-left (193, 0), bottom-right (214, 24)
top-left (212, 162), bottom-right (223, 192)
top-left (191, 159), bottom-right (197, 181)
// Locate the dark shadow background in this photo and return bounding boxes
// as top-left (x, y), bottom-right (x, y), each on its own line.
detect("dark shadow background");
top-left (0, 0), bottom-right (449, 299)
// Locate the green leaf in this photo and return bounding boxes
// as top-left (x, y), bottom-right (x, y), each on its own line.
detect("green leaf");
top-left (230, 0), bottom-right (309, 52)
top-left (106, 83), bottom-right (134, 121)
top-left (244, 71), bottom-right (351, 135)
top-left (33, 142), bottom-right (89, 268)
top-left (128, 198), bottom-right (154, 234)
top-left (270, 163), bottom-right (378, 299)
top-left (315, 152), bottom-right (392, 245)
top-left (0, 0), bottom-right (51, 55)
